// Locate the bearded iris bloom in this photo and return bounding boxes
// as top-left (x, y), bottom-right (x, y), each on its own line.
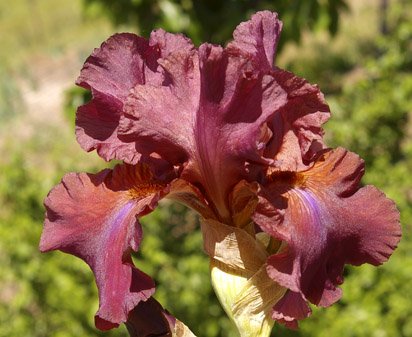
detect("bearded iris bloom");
top-left (40, 11), bottom-right (401, 337)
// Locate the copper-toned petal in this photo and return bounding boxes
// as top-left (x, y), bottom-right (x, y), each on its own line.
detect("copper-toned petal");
top-left (229, 180), bottom-right (259, 228)
top-left (168, 178), bottom-right (216, 220)
top-left (40, 164), bottom-right (170, 329)
top-left (254, 148), bottom-right (401, 321)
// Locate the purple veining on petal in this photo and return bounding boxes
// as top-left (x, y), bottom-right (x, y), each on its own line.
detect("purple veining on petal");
top-left (293, 189), bottom-right (327, 238)
top-left (40, 167), bottom-right (164, 330)
top-left (258, 148), bottom-right (401, 326)
top-left (107, 201), bottom-right (136, 237)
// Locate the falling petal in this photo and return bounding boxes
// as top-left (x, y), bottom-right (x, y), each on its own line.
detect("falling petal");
top-left (40, 164), bottom-right (171, 329)
top-left (254, 148), bottom-right (401, 321)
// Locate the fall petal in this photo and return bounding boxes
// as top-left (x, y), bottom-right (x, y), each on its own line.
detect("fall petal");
top-left (40, 164), bottom-right (170, 329)
top-left (272, 291), bottom-right (311, 329)
top-left (254, 148), bottom-right (401, 310)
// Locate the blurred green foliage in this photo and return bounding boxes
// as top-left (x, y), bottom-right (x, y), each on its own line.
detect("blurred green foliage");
top-left (83, 0), bottom-right (348, 46)
top-left (1, 0), bottom-right (411, 337)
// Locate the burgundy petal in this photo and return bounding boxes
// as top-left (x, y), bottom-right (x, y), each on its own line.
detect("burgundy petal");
top-left (120, 40), bottom-right (291, 220)
top-left (149, 28), bottom-right (194, 59)
top-left (76, 12), bottom-right (330, 224)
top-left (76, 32), bottom-right (194, 162)
top-left (227, 11), bottom-right (282, 70)
top-left (272, 291), bottom-right (311, 329)
top-left (254, 148), bottom-right (401, 314)
top-left (40, 164), bottom-right (171, 329)
top-left (125, 297), bottom-right (174, 337)
top-left (263, 69), bottom-right (330, 171)
top-left (126, 297), bottom-right (196, 337)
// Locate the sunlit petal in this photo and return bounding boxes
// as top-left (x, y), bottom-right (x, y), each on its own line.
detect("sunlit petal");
top-left (76, 31), bottom-right (194, 162)
top-left (254, 148), bottom-right (401, 320)
top-left (40, 164), bottom-right (171, 329)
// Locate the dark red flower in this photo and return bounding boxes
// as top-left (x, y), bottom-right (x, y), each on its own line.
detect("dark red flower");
top-left (40, 10), bottom-right (401, 336)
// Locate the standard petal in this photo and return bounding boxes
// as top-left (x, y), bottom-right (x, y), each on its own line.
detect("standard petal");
top-left (76, 34), bottom-right (154, 161)
top-left (119, 49), bottom-right (200, 166)
top-left (149, 28), bottom-right (194, 60)
top-left (40, 164), bottom-right (170, 329)
top-left (263, 69), bottom-right (330, 171)
top-left (254, 148), bottom-right (401, 311)
top-left (227, 11), bottom-right (283, 70)
top-left (120, 42), bottom-right (289, 220)
top-left (76, 32), bottom-right (194, 162)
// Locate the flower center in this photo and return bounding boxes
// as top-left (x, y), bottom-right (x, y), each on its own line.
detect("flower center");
top-left (266, 170), bottom-right (307, 189)
top-left (128, 183), bottom-right (164, 199)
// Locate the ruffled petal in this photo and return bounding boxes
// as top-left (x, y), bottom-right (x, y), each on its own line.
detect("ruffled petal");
top-left (40, 164), bottom-right (171, 329)
top-left (76, 11), bottom-right (331, 224)
top-left (120, 40), bottom-right (290, 220)
top-left (149, 28), bottom-right (194, 60)
top-left (271, 291), bottom-right (311, 329)
top-left (76, 32), bottom-right (194, 162)
top-left (254, 148), bottom-right (401, 313)
top-left (227, 11), bottom-right (282, 70)
top-left (118, 49), bottom-right (200, 166)
top-left (263, 69), bottom-right (330, 171)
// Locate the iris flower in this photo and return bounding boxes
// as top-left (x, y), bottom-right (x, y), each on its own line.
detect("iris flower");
top-left (40, 11), bottom-right (401, 337)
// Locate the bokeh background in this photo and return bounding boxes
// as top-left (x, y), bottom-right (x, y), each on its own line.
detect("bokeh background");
top-left (0, 0), bottom-right (411, 336)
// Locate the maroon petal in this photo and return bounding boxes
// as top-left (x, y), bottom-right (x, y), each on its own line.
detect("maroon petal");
top-left (40, 164), bottom-right (171, 329)
top-left (76, 11), bottom-right (329, 223)
top-left (149, 28), bottom-right (194, 59)
top-left (272, 291), bottom-right (311, 329)
top-left (263, 69), bottom-right (330, 171)
top-left (227, 11), bottom-right (282, 70)
top-left (126, 297), bottom-right (196, 337)
top-left (125, 297), bottom-right (175, 336)
top-left (254, 148), bottom-right (401, 314)
top-left (76, 32), bottom-right (194, 162)
top-left (120, 41), bottom-right (291, 220)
